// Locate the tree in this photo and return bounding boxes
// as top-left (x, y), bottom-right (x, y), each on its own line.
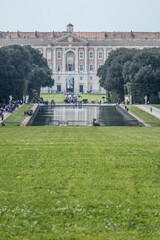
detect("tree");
top-left (98, 47), bottom-right (160, 104)
top-left (24, 46), bottom-right (54, 100)
top-left (97, 48), bottom-right (137, 102)
top-left (123, 48), bottom-right (160, 103)
top-left (0, 45), bottom-right (54, 103)
top-left (0, 45), bottom-right (31, 102)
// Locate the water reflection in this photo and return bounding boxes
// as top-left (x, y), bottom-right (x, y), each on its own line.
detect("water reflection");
top-left (30, 105), bottom-right (138, 126)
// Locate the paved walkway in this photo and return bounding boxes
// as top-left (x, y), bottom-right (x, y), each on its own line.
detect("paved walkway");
top-left (21, 104), bottom-right (39, 126)
top-left (0, 111), bottom-right (11, 124)
top-left (134, 104), bottom-right (160, 119)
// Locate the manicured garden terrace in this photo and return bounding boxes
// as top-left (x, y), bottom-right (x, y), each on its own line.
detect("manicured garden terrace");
top-left (41, 93), bottom-right (106, 104)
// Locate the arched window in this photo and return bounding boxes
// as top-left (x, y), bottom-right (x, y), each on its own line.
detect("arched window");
top-left (66, 51), bottom-right (75, 71)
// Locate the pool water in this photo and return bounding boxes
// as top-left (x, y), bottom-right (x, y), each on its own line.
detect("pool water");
top-left (29, 105), bottom-right (139, 126)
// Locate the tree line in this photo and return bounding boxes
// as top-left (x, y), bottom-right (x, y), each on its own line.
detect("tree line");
top-left (97, 48), bottom-right (160, 103)
top-left (0, 45), bottom-right (54, 103)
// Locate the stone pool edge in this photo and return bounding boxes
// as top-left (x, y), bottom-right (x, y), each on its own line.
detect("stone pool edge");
top-left (117, 105), bottom-right (150, 127)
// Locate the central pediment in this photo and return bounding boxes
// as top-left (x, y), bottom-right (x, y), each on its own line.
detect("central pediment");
top-left (52, 33), bottom-right (88, 44)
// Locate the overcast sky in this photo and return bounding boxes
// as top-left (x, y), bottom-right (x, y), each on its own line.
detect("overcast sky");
top-left (0, 0), bottom-right (160, 32)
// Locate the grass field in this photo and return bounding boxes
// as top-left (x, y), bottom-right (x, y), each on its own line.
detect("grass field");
top-left (123, 105), bottom-right (160, 127)
top-left (41, 93), bottom-right (106, 103)
top-left (0, 126), bottom-right (160, 240)
top-left (152, 105), bottom-right (160, 109)
top-left (3, 104), bottom-right (33, 126)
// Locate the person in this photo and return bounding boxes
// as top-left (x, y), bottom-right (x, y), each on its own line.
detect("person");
top-left (51, 99), bottom-right (55, 105)
top-left (150, 107), bottom-right (152, 112)
top-left (1, 113), bottom-right (4, 121)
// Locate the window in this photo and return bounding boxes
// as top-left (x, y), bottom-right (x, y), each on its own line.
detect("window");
top-left (57, 51), bottom-right (61, 59)
top-left (98, 64), bottom-right (102, 68)
top-left (47, 50), bottom-right (51, 59)
top-left (98, 51), bottom-right (102, 59)
top-left (79, 51), bottom-right (83, 59)
top-left (89, 76), bottom-right (93, 80)
top-left (89, 64), bottom-right (93, 71)
top-left (80, 64), bottom-right (83, 71)
top-left (67, 64), bottom-right (73, 71)
top-left (80, 76), bottom-right (83, 80)
top-left (57, 64), bottom-right (61, 72)
top-left (89, 51), bottom-right (93, 59)
top-left (57, 85), bottom-right (61, 92)
top-left (58, 76), bottom-right (61, 80)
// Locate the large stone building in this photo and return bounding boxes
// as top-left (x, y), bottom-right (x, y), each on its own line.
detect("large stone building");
top-left (1, 24), bottom-right (160, 94)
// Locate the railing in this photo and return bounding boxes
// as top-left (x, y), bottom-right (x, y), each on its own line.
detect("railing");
top-left (66, 121), bottom-right (92, 126)
top-left (65, 64), bottom-right (75, 71)
top-left (47, 120), bottom-right (61, 126)
top-left (34, 119), bottom-right (144, 127)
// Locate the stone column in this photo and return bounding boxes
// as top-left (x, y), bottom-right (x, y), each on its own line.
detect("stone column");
top-left (94, 47), bottom-right (97, 71)
top-left (43, 47), bottom-right (46, 58)
top-left (104, 48), bottom-right (106, 62)
top-left (62, 48), bottom-right (65, 72)
top-left (53, 48), bottom-right (56, 73)
top-left (85, 47), bottom-right (88, 72)
top-left (75, 48), bottom-right (78, 72)
top-left (84, 46), bottom-right (89, 92)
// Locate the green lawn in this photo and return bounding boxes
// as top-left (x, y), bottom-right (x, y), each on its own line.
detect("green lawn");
top-left (41, 93), bottom-right (106, 103)
top-left (152, 105), bottom-right (160, 109)
top-left (0, 126), bottom-right (160, 240)
top-left (124, 105), bottom-right (160, 127)
top-left (3, 104), bottom-right (33, 126)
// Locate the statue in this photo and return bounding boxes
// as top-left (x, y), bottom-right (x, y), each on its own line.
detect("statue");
top-left (144, 95), bottom-right (148, 105)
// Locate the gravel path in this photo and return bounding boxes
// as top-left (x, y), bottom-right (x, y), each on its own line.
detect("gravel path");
top-left (134, 104), bottom-right (160, 119)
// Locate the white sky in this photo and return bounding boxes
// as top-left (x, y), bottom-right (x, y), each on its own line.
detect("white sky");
top-left (0, 0), bottom-right (160, 32)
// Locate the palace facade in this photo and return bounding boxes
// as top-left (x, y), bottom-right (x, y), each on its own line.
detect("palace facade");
top-left (1, 24), bottom-right (160, 93)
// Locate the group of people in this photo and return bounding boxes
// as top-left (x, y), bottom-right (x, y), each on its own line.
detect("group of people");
top-left (24, 110), bottom-right (33, 116)
top-left (0, 100), bottom-right (23, 121)
top-left (64, 93), bottom-right (78, 104)
top-left (124, 106), bottom-right (129, 112)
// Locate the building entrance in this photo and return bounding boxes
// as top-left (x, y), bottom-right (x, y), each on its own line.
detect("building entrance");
top-left (66, 76), bottom-right (74, 92)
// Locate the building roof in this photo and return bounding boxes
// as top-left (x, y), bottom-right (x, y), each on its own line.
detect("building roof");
top-left (1, 31), bottom-right (160, 41)
top-left (67, 23), bottom-right (73, 27)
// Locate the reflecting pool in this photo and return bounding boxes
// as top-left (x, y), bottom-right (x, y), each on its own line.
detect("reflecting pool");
top-left (29, 105), bottom-right (140, 126)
